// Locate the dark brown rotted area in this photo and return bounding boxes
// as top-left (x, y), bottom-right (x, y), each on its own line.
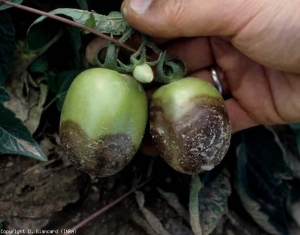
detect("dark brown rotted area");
top-left (150, 95), bottom-right (231, 175)
top-left (60, 120), bottom-right (137, 177)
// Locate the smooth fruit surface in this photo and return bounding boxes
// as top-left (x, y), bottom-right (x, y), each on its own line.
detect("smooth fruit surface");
top-left (60, 68), bottom-right (148, 177)
top-left (133, 63), bottom-right (154, 83)
top-left (150, 77), bottom-right (231, 175)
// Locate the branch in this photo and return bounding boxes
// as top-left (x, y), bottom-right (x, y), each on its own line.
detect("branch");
top-left (0, 0), bottom-right (136, 53)
top-left (63, 176), bottom-right (154, 235)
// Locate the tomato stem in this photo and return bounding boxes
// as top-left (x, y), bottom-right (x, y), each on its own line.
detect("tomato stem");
top-left (0, 0), bottom-right (187, 82)
top-left (0, 0), bottom-right (136, 53)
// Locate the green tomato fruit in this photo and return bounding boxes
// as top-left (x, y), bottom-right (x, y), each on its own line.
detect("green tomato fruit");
top-left (59, 68), bottom-right (148, 177)
top-left (150, 77), bottom-right (231, 175)
top-left (133, 63), bottom-right (154, 83)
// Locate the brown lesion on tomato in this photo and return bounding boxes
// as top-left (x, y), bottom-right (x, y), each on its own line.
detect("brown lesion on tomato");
top-left (60, 121), bottom-right (137, 177)
top-left (150, 95), bottom-right (231, 175)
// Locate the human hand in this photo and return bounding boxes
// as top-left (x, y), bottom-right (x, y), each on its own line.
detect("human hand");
top-left (120, 0), bottom-right (300, 133)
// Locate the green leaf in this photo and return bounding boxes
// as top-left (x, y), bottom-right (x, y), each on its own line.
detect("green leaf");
top-left (198, 169), bottom-right (231, 235)
top-left (0, 86), bottom-right (10, 102)
top-left (0, 0), bottom-right (23, 10)
top-left (27, 9), bottom-right (130, 53)
top-left (135, 191), bottom-right (172, 235)
top-left (83, 12), bottom-right (96, 33)
top-left (27, 20), bottom-right (63, 53)
top-left (46, 69), bottom-right (84, 111)
top-left (27, 8), bottom-right (129, 39)
top-left (0, 12), bottom-right (15, 85)
top-left (268, 126), bottom-right (300, 179)
top-left (29, 53), bottom-right (49, 73)
top-left (189, 169), bottom-right (231, 235)
top-left (0, 89), bottom-right (47, 161)
top-left (235, 125), bottom-right (293, 235)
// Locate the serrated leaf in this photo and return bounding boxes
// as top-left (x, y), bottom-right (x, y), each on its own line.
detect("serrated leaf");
top-left (235, 126), bottom-right (293, 235)
top-left (0, 0), bottom-right (23, 10)
top-left (4, 71), bottom-right (46, 134)
top-left (27, 8), bottom-right (129, 51)
top-left (0, 87), bottom-right (10, 102)
top-left (0, 103), bottom-right (47, 161)
top-left (189, 169), bottom-right (231, 235)
top-left (46, 69), bottom-right (84, 111)
top-left (0, 87), bottom-right (46, 162)
top-left (27, 22), bottom-right (63, 53)
top-left (235, 179), bottom-right (282, 235)
top-left (268, 126), bottom-right (300, 179)
top-left (157, 188), bottom-right (190, 221)
top-left (0, 12), bottom-right (15, 85)
top-left (84, 12), bottom-right (95, 29)
top-left (27, 9), bottom-right (131, 53)
top-left (23, 82), bottom-right (48, 134)
top-left (198, 169), bottom-right (231, 235)
top-left (135, 191), bottom-right (172, 235)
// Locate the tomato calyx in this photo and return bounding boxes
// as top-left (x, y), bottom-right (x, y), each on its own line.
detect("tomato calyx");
top-left (94, 32), bottom-right (187, 84)
top-left (155, 52), bottom-right (187, 84)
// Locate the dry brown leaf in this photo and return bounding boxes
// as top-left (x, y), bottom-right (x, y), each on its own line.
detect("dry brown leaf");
top-left (135, 191), bottom-right (172, 235)
top-left (3, 41), bottom-right (49, 134)
top-left (4, 72), bottom-right (48, 134)
top-left (157, 188), bottom-right (189, 222)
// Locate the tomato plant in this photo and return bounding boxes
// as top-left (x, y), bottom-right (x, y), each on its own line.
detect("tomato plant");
top-left (0, 1), bottom-right (300, 235)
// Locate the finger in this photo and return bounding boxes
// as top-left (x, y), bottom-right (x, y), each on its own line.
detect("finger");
top-left (160, 37), bottom-right (214, 74)
top-left (189, 69), bottom-right (230, 96)
top-left (210, 37), bottom-right (289, 126)
top-left (188, 69), bottom-right (258, 133)
top-left (121, 0), bottom-right (258, 38)
top-left (225, 99), bottom-right (258, 133)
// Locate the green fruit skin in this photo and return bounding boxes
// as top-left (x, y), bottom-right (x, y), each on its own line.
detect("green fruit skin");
top-left (133, 64), bottom-right (154, 83)
top-left (150, 77), bottom-right (231, 175)
top-left (60, 68), bottom-right (148, 177)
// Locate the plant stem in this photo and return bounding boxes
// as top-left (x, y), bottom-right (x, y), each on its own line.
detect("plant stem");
top-left (63, 176), bottom-right (154, 235)
top-left (0, 0), bottom-right (136, 53)
top-left (189, 175), bottom-right (203, 235)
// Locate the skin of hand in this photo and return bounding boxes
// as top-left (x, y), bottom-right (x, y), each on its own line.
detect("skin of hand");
top-left (119, 0), bottom-right (300, 134)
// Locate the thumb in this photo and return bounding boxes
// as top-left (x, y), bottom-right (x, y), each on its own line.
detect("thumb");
top-left (121, 0), bottom-right (253, 38)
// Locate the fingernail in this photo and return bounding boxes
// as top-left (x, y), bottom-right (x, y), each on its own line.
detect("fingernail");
top-left (130, 0), bottom-right (152, 14)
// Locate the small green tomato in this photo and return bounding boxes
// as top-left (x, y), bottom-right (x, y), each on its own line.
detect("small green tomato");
top-left (133, 63), bottom-right (154, 83)
top-left (60, 68), bottom-right (148, 177)
top-left (150, 77), bottom-right (231, 175)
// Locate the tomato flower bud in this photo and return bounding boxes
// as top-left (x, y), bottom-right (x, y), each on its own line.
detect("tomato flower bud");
top-left (133, 63), bottom-right (154, 83)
